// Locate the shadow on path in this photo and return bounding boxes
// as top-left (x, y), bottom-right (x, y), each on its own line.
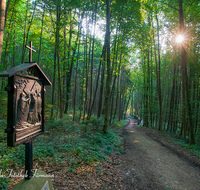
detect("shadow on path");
top-left (122, 118), bottom-right (200, 190)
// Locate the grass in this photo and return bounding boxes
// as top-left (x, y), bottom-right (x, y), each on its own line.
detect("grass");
top-left (0, 115), bottom-right (127, 189)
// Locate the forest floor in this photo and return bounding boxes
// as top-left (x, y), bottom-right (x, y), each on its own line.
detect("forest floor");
top-left (8, 119), bottom-right (200, 190)
top-left (50, 118), bottom-right (200, 189)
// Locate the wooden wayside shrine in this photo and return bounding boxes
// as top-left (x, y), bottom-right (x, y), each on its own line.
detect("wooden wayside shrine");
top-left (0, 42), bottom-right (51, 179)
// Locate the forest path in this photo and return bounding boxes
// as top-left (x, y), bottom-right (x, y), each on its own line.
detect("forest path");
top-left (122, 118), bottom-right (200, 190)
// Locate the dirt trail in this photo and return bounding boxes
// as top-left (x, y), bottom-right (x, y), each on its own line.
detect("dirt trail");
top-left (122, 118), bottom-right (200, 190)
top-left (10, 119), bottom-right (200, 189)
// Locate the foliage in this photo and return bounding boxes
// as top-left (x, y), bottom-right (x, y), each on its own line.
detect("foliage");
top-left (0, 91), bottom-right (7, 120)
top-left (164, 131), bottom-right (200, 158)
top-left (0, 0), bottom-right (199, 187)
top-left (0, 116), bottom-right (125, 189)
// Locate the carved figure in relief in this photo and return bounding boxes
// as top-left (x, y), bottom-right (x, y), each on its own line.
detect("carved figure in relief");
top-left (37, 91), bottom-right (42, 122)
top-left (15, 78), bottom-right (42, 130)
top-left (16, 93), bottom-right (30, 129)
top-left (27, 93), bottom-right (37, 124)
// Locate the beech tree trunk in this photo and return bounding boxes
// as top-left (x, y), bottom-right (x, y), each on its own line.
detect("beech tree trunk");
top-left (37, 5), bottom-right (45, 65)
top-left (0, 0), bottom-right (6, 62)
top-left (179, 0), bottom-right (195, 144)
top-left (73, 14), bottom-right (83, 121)
top-left (156, 14), bottom-right (162, 132)
top-left (50, 44), bottom-right (57, 119)
top-left (22, 0), bottom-right (36, 63)
top-left (64, 10), bottom-right (73, 114)
top-left (97, 49), bottom-right (106, 118)
top-left (89, 43), bottom-right (106, 119)
top-left (103, 0), bottom-right (111, 133)
top-left (56, 1), bottom-right (63, 118)
top-left (88, 5), bottom-right (97, 119)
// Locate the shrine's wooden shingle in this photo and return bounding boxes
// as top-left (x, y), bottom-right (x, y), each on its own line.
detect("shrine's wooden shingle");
top-left (0, 63), bottom-right (51, 85)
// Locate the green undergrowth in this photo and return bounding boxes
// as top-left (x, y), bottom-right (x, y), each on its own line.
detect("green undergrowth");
top-left (137, 122), bottom-right (200, 158)
top-left (163, 133), bottom-right (200, 158)
top-left (153, 128), bottom-right (200, 158)
top-left (0, 116), bottom-right (127, 189)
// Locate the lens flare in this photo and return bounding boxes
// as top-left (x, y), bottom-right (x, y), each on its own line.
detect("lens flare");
top-left (176, 35), bottom-right (184, 43)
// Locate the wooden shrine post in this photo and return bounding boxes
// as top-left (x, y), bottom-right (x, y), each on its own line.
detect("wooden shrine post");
top-left (0, 42), bottom-right (51, 179)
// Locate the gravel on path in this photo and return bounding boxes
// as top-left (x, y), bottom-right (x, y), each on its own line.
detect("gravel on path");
top-left (123, 118), bottom-right (200, 190)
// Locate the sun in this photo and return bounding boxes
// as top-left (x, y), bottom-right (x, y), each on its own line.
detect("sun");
top-left (176, 35), bottom-right (184, 43)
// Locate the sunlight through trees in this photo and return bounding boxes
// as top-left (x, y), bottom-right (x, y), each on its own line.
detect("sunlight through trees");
top-left (0, 0), bottom-right (199, 144)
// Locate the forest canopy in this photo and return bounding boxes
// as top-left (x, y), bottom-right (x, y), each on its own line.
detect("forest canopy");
top-left (0, 0), bottom-right (200, 143)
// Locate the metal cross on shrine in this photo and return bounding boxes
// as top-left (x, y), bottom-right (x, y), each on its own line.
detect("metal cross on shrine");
top-left (25, 41), bottom-right (36, 62)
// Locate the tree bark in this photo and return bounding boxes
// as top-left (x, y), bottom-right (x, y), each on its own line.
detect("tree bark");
top-left (64, 10), bottom-right (73, 113)
top-left (88, 5), bottom-right (97, 119)
top-left (152, 16), bottom-right (162, 131)
top-left (37, 5), bottom-right (45, 65)
top-left (89, 43), bottom-right (106, 119)
top-left (73, 14), bottom-right (83, 121)
top-left (22, 0), bottom-right (36, 63)
top-left (56, 0), bottom-right (63, 118)
top-left (156, 14), bottom-right (162, 132)
top-left (50, 43), bottom-right (57, 119)
top-left (103, 0), bottom-right (111, 133)
top-left (97, 49), bottom-right (106, 118)
top-left (79, 43), bottom-right (86, 120)
top-left (0, 0), bottom-right (6, 62)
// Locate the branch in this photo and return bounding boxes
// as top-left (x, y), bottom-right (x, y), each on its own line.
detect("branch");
top-left (66, 0), bottom-right (76, 7)
top-left (159, 1), bottom-right (179, 12)
top-left (4, 0), bottom-right (11, 30)
top-left (188, 11), bottom-right (200, 23)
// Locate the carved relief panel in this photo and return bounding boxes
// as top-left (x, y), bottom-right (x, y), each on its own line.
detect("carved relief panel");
top-left (0, 62), bottom-right (51, 147)
top-left (14, 76), bottom-right (43, 142)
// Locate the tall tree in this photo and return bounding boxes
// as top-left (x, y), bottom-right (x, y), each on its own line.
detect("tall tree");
top-left (103, 0), bottom-right (111, 133)
top-left (0, 0), bottom-right (6, 62)
top-left (179, 0), bottom-right (195, 143)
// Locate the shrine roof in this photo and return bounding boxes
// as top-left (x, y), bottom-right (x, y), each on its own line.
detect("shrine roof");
top-left (0, 63), bottom-right (51, 85)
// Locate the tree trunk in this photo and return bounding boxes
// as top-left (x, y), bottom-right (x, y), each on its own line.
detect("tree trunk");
top-left (109, 75), bottom-right (117, 124)
top-left (12, 27), bottom-right (15, 66)
top-left (88, 5), bottom-right (97, 119)
top-left (50, 44), bottom-right (57, 119)
top-left (56, 1), bottom-right (63, 118)
top-left (89, 43), bottom-right (106, 119)
top-left (4, 0), bottom-right (10, 29)
top-left (124, 92), bottom-right (131, 119)
top-left (0, 0), bottom-right (6, 62)
top-left (152, 16), bottom-right (161, 131)
top-left (64, 10), bottom-right (73, 113)
top-left (113, 58), bottom-right (121, 121)
top-left (37, 5), bottom-right (45, 65)
top-left (167, 61), bottom-right (176, 131)
top-left (73, 15), bottom-right (83, 121)
top-left (103, 0), bottom-right (111, 133)
top-left (79, 44), bottom-right (85, 120)
top-left (97, 49), bottom-right (106, 118)
top-left (22, 0), bottom-right (36, 63)
top-left (156, 14), bottom-right (162, 132)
